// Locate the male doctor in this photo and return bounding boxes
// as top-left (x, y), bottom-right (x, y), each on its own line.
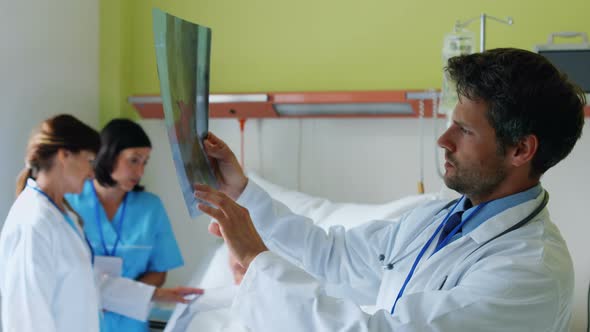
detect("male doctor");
top-left (195, 48), bottom-right (586, 331)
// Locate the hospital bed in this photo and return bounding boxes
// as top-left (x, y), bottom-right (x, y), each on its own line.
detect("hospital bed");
top-left (158, 171), bottom-right (446, 332)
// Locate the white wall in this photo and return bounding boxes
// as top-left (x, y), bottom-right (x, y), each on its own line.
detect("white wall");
top-left (0, 1), bottom-right (98, 328)
top-left (543, 124), bottom-right (590, 332)
top-left (0, 0), bottom-right (99, 221)
top-left (142, 116), bottom-right (590, 331)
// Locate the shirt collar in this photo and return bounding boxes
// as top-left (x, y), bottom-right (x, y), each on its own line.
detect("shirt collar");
top-left (456, 184), bottom-right (542, 236)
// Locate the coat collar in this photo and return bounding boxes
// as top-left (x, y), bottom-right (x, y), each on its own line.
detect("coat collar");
top-left (467, 188), bottom-right (548, 244)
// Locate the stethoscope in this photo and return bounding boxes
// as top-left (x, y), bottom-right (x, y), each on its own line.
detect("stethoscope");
top-left (27, 183), bottom-right (95, 264)
top-left (385, 190), bottom-right (549, 315)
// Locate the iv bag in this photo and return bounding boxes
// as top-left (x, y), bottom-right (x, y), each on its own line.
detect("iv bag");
top-left (439, 27), bottom-right (475, 116)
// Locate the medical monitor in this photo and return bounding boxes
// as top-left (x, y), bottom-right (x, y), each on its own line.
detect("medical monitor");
top-left (535, 33), bottom-right (590, 96)
top-left (538, 49), bottom-right (590, 93)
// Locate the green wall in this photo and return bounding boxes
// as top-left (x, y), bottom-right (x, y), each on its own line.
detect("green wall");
top-left (100, 0), bottom-right (590, 123)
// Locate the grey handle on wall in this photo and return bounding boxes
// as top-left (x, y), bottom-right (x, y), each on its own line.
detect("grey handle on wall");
top-left (547, 32), bottom-right (589, 44)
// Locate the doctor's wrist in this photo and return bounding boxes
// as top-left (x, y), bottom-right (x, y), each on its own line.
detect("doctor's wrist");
top-left (225, 177), bottom-right (248, 201)
top-left (241, 247), bottom-right (269, 270)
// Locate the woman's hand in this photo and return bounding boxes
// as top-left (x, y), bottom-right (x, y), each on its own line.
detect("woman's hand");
top-left (152, 286), bottom-right (204, 303)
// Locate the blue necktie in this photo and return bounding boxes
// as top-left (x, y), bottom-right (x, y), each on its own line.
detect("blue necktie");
top-left (437, 211), bottom-right (464, 248)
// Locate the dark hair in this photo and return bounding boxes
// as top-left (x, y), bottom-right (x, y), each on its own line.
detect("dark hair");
top-left (94, 118), bottom-right (151, 191)
top-left (16, 114), bottom-right (100, 197)
top-left (446, 48), bottom-right (585, 177)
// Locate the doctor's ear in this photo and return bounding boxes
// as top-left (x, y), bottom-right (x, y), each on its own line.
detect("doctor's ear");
top-left (508, 135), bottom-right (538, 168)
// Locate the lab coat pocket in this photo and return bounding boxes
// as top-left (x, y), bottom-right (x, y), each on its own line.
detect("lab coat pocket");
top-left (437, 275), bottom-right (448, 290)
top-left (116, 244), bottom-right (153, 278)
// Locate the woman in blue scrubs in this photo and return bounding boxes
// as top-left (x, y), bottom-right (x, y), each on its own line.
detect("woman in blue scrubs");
top-left (67, 119), bottom-right (185, 332)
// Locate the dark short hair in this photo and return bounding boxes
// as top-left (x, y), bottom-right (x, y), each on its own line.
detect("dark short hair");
top-left (446, 48), bottom-right (585, 177)
top-left (94, 119), bottom-right (151, 191)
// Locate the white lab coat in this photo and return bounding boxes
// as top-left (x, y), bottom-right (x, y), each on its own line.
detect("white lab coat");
top-left (0, 179), bottom-right (155, 332)
top-left (232, 181), bottom-right (573, 332)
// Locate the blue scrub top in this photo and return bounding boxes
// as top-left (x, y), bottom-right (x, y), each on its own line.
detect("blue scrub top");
top-left (66, 180), bottom-right (184, 332)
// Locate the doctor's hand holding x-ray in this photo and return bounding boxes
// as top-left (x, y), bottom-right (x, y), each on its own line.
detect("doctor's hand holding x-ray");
top-left (195, 133), bottom-right (267, 272)
top-left (194, 48), bottom-right (585, 332)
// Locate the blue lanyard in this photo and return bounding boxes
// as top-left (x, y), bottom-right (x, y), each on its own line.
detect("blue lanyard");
top-left (27, 184), bottom-right (95, 264)
top-left (91, 183), bottom-right (127, 257)
top-left (390, 197), bottom-right (487, 315)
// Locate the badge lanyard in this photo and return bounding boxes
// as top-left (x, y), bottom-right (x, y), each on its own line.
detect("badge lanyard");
top-left (91, 183), bottom-right (127, 257)
top-left (27, 184), bottom-right (95, 264)
top-left (390, 197), bottom-right (488, 315)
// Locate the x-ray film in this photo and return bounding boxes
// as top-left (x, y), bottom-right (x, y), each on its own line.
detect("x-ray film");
top-left (153, 9), bottom-right (218, 218)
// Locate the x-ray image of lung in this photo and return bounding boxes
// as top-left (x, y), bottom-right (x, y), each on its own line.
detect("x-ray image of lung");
top-left (153, 8), bottom-right (218, 218)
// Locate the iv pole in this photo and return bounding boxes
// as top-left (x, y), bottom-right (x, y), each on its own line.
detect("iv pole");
top-left (456, 13), bottom-right (514, 52)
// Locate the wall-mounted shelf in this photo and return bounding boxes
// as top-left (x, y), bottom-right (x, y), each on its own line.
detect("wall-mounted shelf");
top-left (129, 91), bottom-right (442, 119)
top-left (129, 91), bottom-right (590, 119)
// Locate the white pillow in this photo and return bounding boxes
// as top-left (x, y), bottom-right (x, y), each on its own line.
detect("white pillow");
top-left (247, 171), bottom-right (440, 229)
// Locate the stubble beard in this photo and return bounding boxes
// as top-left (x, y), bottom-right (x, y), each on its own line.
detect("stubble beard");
top-left (444, 157), bottom-right (507, 200)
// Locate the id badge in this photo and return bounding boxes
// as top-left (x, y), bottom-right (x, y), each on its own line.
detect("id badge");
top-left (94, 255), bottom-right (123, 277)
